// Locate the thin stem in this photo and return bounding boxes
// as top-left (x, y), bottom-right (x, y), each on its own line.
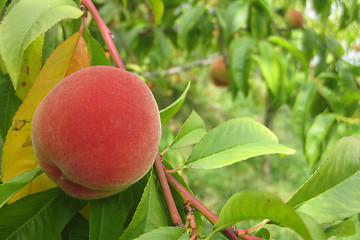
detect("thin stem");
top-left (154, 153), bottom-right (184, 227)
top-left (241, 235), bottom-right (266, 240)
top-left (166, 173), bottom-right (239, 240)
top-left (79, 5), bottom-right (87, 34)
top-left (164, 165), bottom-right (185, 174)
top-left (160, 146), bottom-right (170, 155)
top-left (80, 0), bottom-right (125, 70)
top-left (246, 219), bottom-right (269, 234)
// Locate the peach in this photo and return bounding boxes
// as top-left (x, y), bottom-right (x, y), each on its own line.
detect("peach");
top-left (31, 66), bottom-right (161, 199)
top-left (210, 58), bottom-right (230, 87)
top-left (285, 9), bottom-right (304, 28)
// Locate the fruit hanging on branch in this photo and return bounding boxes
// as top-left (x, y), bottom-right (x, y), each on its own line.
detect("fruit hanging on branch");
top-left (31, 66), bottom-right (161, 199)
top-left (285, 9), bottom-right (304, 29)
top-left (210, 58), bottom-right (230, 87)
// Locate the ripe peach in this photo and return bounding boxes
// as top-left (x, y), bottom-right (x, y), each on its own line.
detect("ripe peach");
top-left (285, 9), bottom-right (304, 28)
top-left (210, 58), bottom-right (230, 87)
top-left (31, 66), bottom-right (161, 199)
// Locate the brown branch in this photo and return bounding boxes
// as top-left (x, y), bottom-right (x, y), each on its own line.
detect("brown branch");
top-left (165, 173), bottom-right (239, 240)
top-left (154, 153), bottom-right (184, 227)
top-left (166, 173), bottom-right (267, 240)
top-left (142, 53), bottom-right (222, 78)
top-left (80, 0), bottom-right (125, 70)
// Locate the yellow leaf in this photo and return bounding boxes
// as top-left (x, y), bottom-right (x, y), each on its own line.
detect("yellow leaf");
top-left (1, 32), bottom-right (89, 203)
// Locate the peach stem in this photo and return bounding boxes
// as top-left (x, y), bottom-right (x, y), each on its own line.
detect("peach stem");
top-left (154, 153), bottom-right (184, 227)
top-left (80, 0), bottom-right (126, 70)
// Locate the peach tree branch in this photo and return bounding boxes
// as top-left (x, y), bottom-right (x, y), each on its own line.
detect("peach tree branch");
top-left (154, 153), bottom-right (185, 227)
top-left (80, 0), bottom-right (125, 70)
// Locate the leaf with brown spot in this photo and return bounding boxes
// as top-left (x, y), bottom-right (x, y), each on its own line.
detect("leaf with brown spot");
top-left (1, 32), bottom-right (89, 203)
top-left (16, 34), bottom-right (44, 100)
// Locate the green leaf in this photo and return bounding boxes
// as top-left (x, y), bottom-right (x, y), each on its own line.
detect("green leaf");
top-left (252, 0), bottom-right (272, 16)
top-left (3, 0), bottom-right (20, 16)
top-left (254, 41), bottom-right (281, 96)
top-left (185, 118), bottom-right (295, 169)
top-left (313, 0), bottom-right (332, 20)
top-left (254, 228), bottom-right (271, 239)
top-left (288, 136), bottom-right (360, 223)
top-left (0, 74), bottom-right (22, 141)
top-left (249, 4), bottom-right (270, 40)
top-left (291, 81), bottom-right (317, 140)
top-left (170, 110), bottom-right (206, 149)
top-left (209, 190), bottom-right (326, 240)
top-left (154, 28), bottom-right (171, 65)
top-left (116, 175), bottom-right (149, 229)
top-left (302, 28), bottom-right (317, 62)
top-left (268, 35), bottom-right (308, 75)
top-left (89, 194), bottom-right (125, 240)
top-left (229, 37), bottom-right (255, 96)
top-left (326, 35), bottom-right (345, 59)
top-left (16, 34), bottom-right (44, 100)
top-left (0, 0), bottom-right (7, 13)
top-left (0, 168), bottom-right (43, 208)
top-left (324, 219), bottom-right (356, 238)
top-left (119, 171), bottom-right (170, 240)
top-left (225, 1), bottom-right (249, 37)
top-left (83, 31), bottom-right (111, 66)
top-left (0, 188), bottom-right (87, 240)
top-left (160, 82), bottom-right (190, 126)
top-left (297, 212), bottom-right (327, 240)
top-left (304, 113), bottom-right (337, 169)
top-left (61, 213), bottom-right (89, 240)
top-left (134, 226), bottom-right (188, 240)
top-left (177, 5), bottom-right (205, 46)
top-left (0, 0), bottom-right (83, 89)
top-left (148, 0), bottom-right (164, 25)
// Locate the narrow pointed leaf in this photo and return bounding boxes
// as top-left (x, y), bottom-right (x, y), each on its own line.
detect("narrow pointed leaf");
top-left (185, 118), bottom-right (295, 169)
top-left (210, 190), bottom-right (325, 240)
top-left (1, 32), bottom-right (89, 203)
top-left (119, 172), bottom-right (170, 240)
top-left (0, 0), bottom-right (83, 89)
top-left (83, 31), bottom-right (111, 66)
top-left (0, 75), bottom-right (22, 141)
top-left (0, 168), bottom-right (42, 208)
top-left (170, 110), bottom-right (206, 149)
top-left (0, 0), bottom-right (6, 12)
top-left (0, 188), bottom-right (87, 240)
top-left (178, 6), bottom-right (205, 45)
top-left (148, 0), bottom-right (164, 25)
top-left (134, 227), bottom-right (188, 240)
top-left (225, 2), bottom-right (249, 36)
top-left (61, 213), bottom-right (89, 240)
top-left (160, 82), bottom-right (190, 126)
top-left (254, 41), bottom-right (281, 96)
top-left (288, 137), bottom-right (360, 223)
top-left (89, 194), bottom-right (125, 240)
top-left (305, 113), bottom-right (337, 169)
top-left (325, 219), bottom-right (356, 238)
top-left (268, 35), bottom-right (308, 75)
top-left (229, 37), bottom-right (255, 96)
top-left (291, 82), bottom-right (317, 140)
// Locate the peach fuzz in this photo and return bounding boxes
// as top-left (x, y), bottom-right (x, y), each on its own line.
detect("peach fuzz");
top-left (31, 66), bottom-right (161, 199)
